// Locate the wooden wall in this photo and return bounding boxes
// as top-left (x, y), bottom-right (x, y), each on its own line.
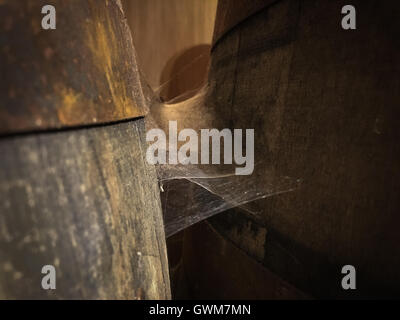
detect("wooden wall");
top-left (122, 0), bottom-right (217, 101)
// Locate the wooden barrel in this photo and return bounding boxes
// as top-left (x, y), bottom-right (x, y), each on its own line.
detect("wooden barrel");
top-left (199, 0), bottom-right (400, 299)
top-left (0, 0), bottom-right (170, 299)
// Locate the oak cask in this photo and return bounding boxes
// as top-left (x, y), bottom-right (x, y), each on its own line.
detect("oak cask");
top-left (0, 0), bottom-right (170, 299)
top-left (205, 0), bottom-right (400, 298)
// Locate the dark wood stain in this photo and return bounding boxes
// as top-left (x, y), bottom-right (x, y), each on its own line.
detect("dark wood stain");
top-left (206, 0), bottom-right (400, 298)
top-left (0, 117), bottom-right (170, 299)
top-left (0, 0), bottom-right (145, 135)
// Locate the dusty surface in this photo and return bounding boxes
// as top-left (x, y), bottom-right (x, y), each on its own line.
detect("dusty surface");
top-left (206, 0), bottom-right (400, 298)
top-left (0, 0), bottom-right (145, 134)
top-left (0, 119), bottom-right (170, 299)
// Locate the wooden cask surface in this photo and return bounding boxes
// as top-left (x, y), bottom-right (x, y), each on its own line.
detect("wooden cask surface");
top-left (0, 0), bottom-right (170, 299)
top-left (0, 119), bottom-right (170, 299)
top-left (205, 0), bottom-right (400, 298)
top-left (0, 0), bottom-right (145, 134)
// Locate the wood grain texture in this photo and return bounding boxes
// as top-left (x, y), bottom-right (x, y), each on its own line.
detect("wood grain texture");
top-left (122, 0), bottom-right (217, 98)
top-left (212, 0), bottom-right (277, 47)
top-left (0, 119), bottom-right (170, 299)
top-left (0, 0), bottom-right (145, 134)
top-left (206, 0), bottom-right (400, 298)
